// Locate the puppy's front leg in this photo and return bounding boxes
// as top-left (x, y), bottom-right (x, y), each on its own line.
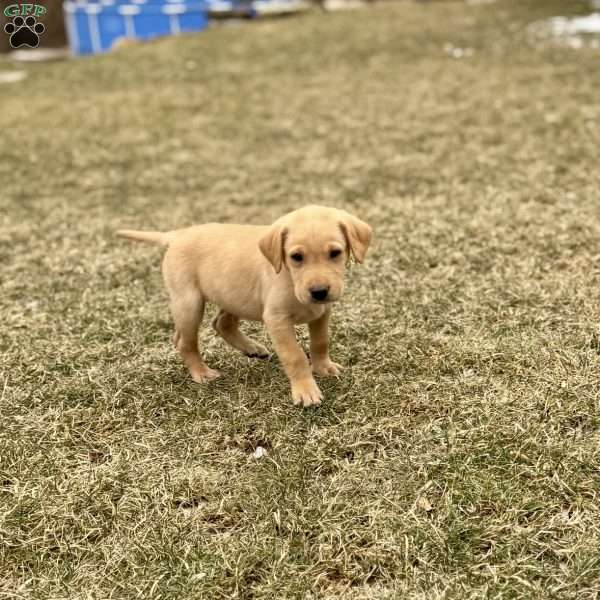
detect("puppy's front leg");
top-left (309, 309), bottom-right (342, 377)
top-left (265, 317), bottom-right (323, 407)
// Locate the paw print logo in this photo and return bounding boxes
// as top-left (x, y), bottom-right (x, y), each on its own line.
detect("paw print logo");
top-left (4, 16), bottom-right (45, 48)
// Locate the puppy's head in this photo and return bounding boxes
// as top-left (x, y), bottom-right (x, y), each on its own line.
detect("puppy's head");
top-left (259, 205), bottom-right (372, 305)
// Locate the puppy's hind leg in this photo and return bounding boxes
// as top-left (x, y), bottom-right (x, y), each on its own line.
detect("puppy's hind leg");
top-left (212, 310), bottom-right (270, 359)
top-left (170, 292), bottom-right (220, 383)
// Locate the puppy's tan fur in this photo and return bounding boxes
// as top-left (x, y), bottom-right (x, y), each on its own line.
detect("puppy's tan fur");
top-left (117, 205), bottom-right (372, 407)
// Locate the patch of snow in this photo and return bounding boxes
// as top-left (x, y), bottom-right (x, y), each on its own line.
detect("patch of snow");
top-left (323, 0), bottom-right (366, 11)
top-left (443, 43), bottom-right (474, 59)
top-left (549, 13), bottom-right (600, 35)
top-left (9, 47), bottom-right (70, 62)
top-left (529, 13), bottom-right (600, 49)
top-left (0, 70), bottom-right (27, 84)
top-left (254, 0), bottom-right (310, 15)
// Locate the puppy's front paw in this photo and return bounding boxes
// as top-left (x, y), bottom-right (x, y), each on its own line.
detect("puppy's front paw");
top-left (312, 359), bottom-right (343, 377)
top-left (291, 378), bottom-right (323, 408)
top-left (190, 367), bottom-right (221, 384)
top-left (244, 341), bottom-right (271, 360)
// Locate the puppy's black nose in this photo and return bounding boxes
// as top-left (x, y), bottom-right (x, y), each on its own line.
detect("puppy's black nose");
top-left (310, 286), bottom-right (329, 302)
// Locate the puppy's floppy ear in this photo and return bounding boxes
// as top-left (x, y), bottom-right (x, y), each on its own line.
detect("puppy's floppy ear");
top-left (338, 210), bottom-right (372, 264)
top-left (259, 225), bottom-right (288, 273)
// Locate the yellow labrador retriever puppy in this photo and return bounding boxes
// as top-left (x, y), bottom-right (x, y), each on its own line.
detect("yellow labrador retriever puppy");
top-left (117, 205), bottom-right (372, 407)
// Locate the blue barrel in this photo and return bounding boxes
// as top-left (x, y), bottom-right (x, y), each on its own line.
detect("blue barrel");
top-left (63, 1), bottom-right (208, 55)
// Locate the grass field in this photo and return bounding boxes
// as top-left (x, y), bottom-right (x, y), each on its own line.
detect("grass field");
top-left (2, 0), bottom-right (600, 597)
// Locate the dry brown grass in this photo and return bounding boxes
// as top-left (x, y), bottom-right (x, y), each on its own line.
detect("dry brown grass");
top-left (2, 0), bottom-right (600, 597)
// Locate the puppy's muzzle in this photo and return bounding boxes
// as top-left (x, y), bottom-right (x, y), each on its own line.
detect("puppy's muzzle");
top-left (309, 286), bottom-right (330, 302)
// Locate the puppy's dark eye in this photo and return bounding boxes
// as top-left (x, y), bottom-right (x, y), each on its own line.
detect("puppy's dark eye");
top-left (290, 253), bottom-right (303, 263)
top-left (329, 249), bottom-right (342, 259)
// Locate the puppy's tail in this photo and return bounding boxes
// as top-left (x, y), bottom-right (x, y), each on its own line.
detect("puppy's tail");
top-left (116, 229), bottom-right (174, 247)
